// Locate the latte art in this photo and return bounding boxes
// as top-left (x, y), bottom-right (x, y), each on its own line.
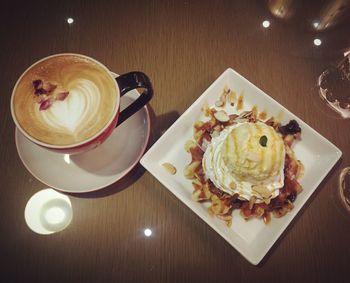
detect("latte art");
top-left (40, 79), bottom-right (100, 134)
top-left (12, 54), bottom-right (118, 146)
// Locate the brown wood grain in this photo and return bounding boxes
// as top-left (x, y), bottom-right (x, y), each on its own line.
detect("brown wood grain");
top-left (1, 0), bottom-right (350, 282)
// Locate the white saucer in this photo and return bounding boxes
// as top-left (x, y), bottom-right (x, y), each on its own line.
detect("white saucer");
top-left (16, 90), bottom-right (151, 193)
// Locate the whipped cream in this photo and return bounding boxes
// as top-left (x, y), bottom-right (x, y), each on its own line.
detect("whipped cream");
top-left (202, 122), bottom-right (284, 202)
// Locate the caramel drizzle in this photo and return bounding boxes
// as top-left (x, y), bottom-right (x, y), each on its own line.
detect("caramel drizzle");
top-left (256, 123), bottom-right (265, 174)
top-left (247, 123), bottom-right (254, 170)
top-left (258, 110), bottom-right (267, 120)
top-left (268, 125), bottom-right (277, 178)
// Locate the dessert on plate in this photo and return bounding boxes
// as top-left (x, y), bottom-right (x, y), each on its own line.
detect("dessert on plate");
top-left (184, 87), bottom-right (304, 226)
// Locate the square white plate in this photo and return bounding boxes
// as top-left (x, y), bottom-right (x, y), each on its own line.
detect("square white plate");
top-left (140, 68), bottom-right (342, 265)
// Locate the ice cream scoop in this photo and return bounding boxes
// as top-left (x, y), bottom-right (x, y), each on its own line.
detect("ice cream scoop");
top-left (202, 121), bottom-right (285, 202)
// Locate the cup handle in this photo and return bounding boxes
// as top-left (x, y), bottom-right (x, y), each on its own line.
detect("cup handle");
top-left (115, 72), bottom-right (153, 127)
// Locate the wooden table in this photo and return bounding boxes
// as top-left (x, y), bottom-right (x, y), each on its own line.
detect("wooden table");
top-left (1, 1), bottom-right (350, 282)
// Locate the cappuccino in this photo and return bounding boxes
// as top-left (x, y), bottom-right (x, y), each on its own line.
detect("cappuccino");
top-left (12, 54), bottom-right (118, 146)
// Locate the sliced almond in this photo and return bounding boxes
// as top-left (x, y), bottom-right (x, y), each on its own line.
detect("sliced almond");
top-left (215, 99), bottom-right (225, 107)
top-left (216, 214), bottom-right (233, 227)
top-left (258, 111), bottom-right (267, 120)
top-left (228, 114), bottom-right (238, 124)
top-left (211, 198), bottom-right (228, 215)
top-left (255, 206), bottom-right (265, 218)
top-left (193, 121), bottom-right (204, 129)
top-left (284, 134), bottom-right (294, 146)
top-left (192, 179), bottom-right (203, 191)
top-left (184, 140), bottom-right (197, 152)
top-left (263, 212), bottom-right (271, 224)
top-left (217, 88), bottom-right (229, 107)
top-left (162, 163), bottom-right (177, 175)
top-left (208, 206), bottom-right (214, 216)
top-left (201, 102), bottom-right (211, 117)
top-left (237, 93), bottom-right (244, 110)
top-left (191, 189), bottom-right (210, 201)
top-left (248, 196), bottom-right (256, 210)
top-left (208, 117), bottom-right (217, 127)
top-left (223, 85), bottom-right (230, 94)
top-left (252, 106), bottom-right (258, 117)
top-left (252, 185), bottom-right (272, 199)
top-left (210, 194), bottom-right (219, 202)
top-left (184, 161), bottom-right (201, 179)
top-left (194, 129), bottom-right (204, 143)
top-left (228, 90), bottom-right (236, 106)
top-left (201, 183), bottom-right (212, 200)
top-left (239, 110), bottom-right (253, 119)
top-left (221, 91), bottom-right (228, 100)
top-left (265, 117), bottom-right (280, 129)
top-left (211, 199), bottom-right (224, 215)
top-left (296, 160), bottom-right (305, 179)
top-left (226, 217), bottom-right (233, 227)
top-left (192, 190), bottom-right (202, 201)
top-left (214, 110), bottom-right (229, 122)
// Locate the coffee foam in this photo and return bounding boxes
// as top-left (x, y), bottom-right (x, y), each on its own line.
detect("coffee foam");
top-left (13, 55), bottom-right (118, 146)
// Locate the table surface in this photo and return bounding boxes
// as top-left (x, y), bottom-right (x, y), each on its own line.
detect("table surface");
top-left (1, 0), bottom-right (350, 282)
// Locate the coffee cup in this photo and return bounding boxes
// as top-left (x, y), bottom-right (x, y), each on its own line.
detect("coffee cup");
top-left (11, 53), bottom-right (153, 154)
